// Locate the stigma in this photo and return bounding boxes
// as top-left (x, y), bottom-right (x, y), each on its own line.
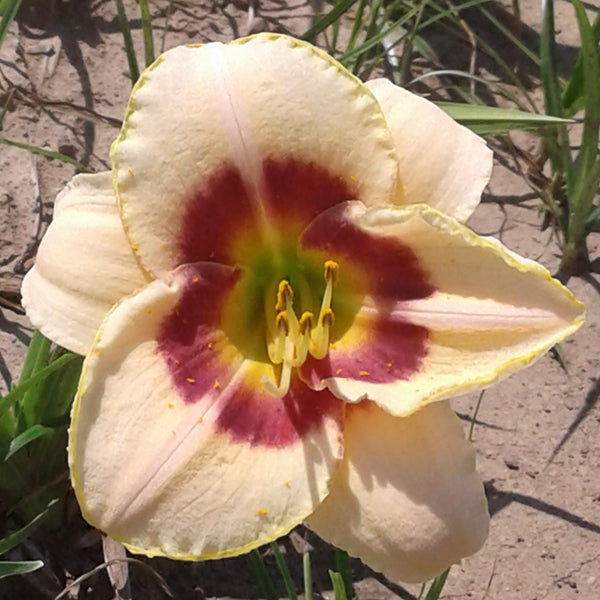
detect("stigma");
top-left (262, 260), bottom-right (338, 397)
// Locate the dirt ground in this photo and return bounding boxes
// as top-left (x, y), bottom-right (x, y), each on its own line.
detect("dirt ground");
top-left (1, 1), bottom-right (599, 599)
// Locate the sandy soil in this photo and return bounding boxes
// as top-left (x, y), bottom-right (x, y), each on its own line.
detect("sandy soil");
top-left (1, 1), bottom-right (599, 599)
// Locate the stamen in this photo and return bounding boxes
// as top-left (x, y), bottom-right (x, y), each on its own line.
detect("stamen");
top-left (292, 311), bottom-right (313, 367)
top-left (310, 308), bottom-right (334, 359)
top-left (261, 337), bottom-right (294, 398)
top-left (262, 260), bottom-right (339, 397)
top-left (267, 311), bottom-right (288, 364)
top-left (276, 280), bottom-right (299, 335)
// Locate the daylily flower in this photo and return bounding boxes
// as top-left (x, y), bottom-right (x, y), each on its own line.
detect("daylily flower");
top-left (22, 34), bottom-right (583, 583)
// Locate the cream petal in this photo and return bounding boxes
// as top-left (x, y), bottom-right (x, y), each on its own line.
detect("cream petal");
top-left (299, 202), bottom-right (584, 417)
top-left (21, 172), bottom-right (149, 355)
top-left (70, 263), bottom-right (344, 559)
top-left (367, 78), bottom-right (493, 221)
top-left (307, 400), bottom-right (489, 583)
top-left (112, 34), bottom-right (398, 275)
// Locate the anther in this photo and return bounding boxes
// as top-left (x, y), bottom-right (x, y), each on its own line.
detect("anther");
top-left (276, 311), bottom-right (290, 336)
top-left (320, 307), bottom-right (334, 327)
top-left (298, 311), bottom-right (314, 334)
top-left (275, 280), bottom-right (293, 312)
top-left (324, 260), bottom-right (339, 284)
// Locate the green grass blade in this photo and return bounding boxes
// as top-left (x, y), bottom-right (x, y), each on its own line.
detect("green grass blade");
top-left (424, 567), bottom-right (450, 600)
top-left (478, 5), bottom-right (540, 66)
top-left (14, 333), bottom-right (50, 428)
top-left (160, 0), bottom-right (174, 53)
top-left (585, 198), bottom-right (600, 231)
top-left (303, 552), bottom-right (313, 600)
top-left (114, 0), bottom-right (140, 85)
top-left (540, 0), bottom-right (563, 117)
top-left (438, 102), bottom-right (571, 135)
top-left (0, 561), bottom-right (44, 579)
top-left (4, 425), bottom-right (53, 461)
top-left (540, 0), bottom-right (573, 190)
top-left (0, 499), bottom-right (57, 555)
top-left (329, 570), bottom-right (348, 600)
top-left (0, 354), bottom-right (79, 420)
top-left (270, 542), bottom-right (297, 600)
top-left (562, 10), bottom-right (600, 115)
top-left (0, 137), bottom-right (92, 172)
top-left (17, 332), bottom-right (46, 387)
top-left (346, 0), bottom-right (368, 52)
top-left (248, 549), bottom-right (278, 600)
top-left (0, 0), bottom-right (21, 49)
top-left (33, 351), bottom-right (82, 424)
top-left (340, 4), bottom-right (421, 67)
top-left (335, 548), bottom-right (353, 600)
top-left (417, 0), bottom-right (492, 30)
top-left (570, 0), bottom-right (600, 189)
top-left (301, 0), bottom-right (359, 43)
top-left (138, 0), bottom-right (154, 67)
top-left (563, 0), bottom-right (600, 266)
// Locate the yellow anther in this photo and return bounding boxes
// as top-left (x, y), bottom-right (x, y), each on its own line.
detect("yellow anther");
top-left (257, 508), bottom-right (268, 515)
top-left (276, 311), bottom-right (290, 335)
top-left (275, 280), bottom-right (293, 312)
top-left (324, 260), bottom-right (339, 284)
top-left (320, 307), bottom-right (334, 327)
top-left (298, 311), bottom-right (314, 334)
top-left (186, 377), bottom-right (195, 384)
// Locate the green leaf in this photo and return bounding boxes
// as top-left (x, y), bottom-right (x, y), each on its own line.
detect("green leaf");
top-left (0, 353), bottom-right (79, 421)
top-left (562, 10), bottom-right (600, 115)
top-left (335, 548), bottom-right (353, 600)
top-left (424, 567), bottom-right (450, 600)
top-left (0, 561), bottom-right (44, 579)
top-left (566, 0), bottom-right (600, 247)
top-left (303, 552), bottom-right (313, 600)
top-left (437, 102), bottom-right (572, 135)
top-left (248, 549), bottom-right (278, 600)
top-left (270, 542), bottom-right (297, 600)
top-left (114, 0), bottom-right (140, 85)
top-left (540, 0), bottom-right (573, 191)
top-left (17, 332), bottom-right (48, 385)
top-left (0, 0), bottom-right (21, 49)
top-left (540, 0), bottom-right (563, 117)
top-left (4, 425), bottom-right (53, 461)
top-left (301, 0), bottom-right (359, 42)
top-left (585, 199), bottom-right (600, 231)
top-left (0, 499), bottom-right (57, 555)
top-left (0, 138), bottom-right (92, 172)
top-left (329, 570), bottom-right (348, 600)
top-left (138, 0), bottom-right (154, 67)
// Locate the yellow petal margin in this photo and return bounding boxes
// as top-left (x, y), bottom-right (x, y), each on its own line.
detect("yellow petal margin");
top-left (112, 33), bottom-right (398, 277)
top-left (69, 265), bottom-right (344, 560)
top-left (319, 203), bottom-right (584, 417)
top-left (21, 172), bottom-right (149, 355)
top-left (307, 401), bottom-right (489, 583)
